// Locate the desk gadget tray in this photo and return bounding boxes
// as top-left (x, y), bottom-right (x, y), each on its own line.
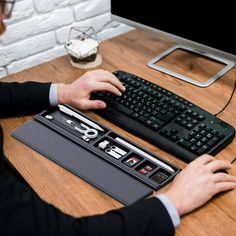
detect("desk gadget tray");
top-left (12, 105), bottom-right (180, 205)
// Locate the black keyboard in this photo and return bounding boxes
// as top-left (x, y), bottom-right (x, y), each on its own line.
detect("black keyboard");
top-left (92, 70), bottom-right (235, 162)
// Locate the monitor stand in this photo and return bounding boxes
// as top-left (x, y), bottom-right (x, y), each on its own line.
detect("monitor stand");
top-left (147, 44), bottom-right (235, 87)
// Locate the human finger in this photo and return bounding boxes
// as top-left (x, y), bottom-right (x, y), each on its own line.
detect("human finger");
top-left (214, 182), bottom-right (236, 194)
top-left (98, 74), bottom-right (125, 92)
top-left (213, 172), bottom-right (236, 183)
top-left (206, 159), bottom-right (232, 173)
top-left (108, 73), bottom-right (126, 92)
top-left (88, 70), bottom-right (126, 92)
top-left (191, 154), bottom-right (215, 167)
top-left (77, 100), bottom-right (106, 110)
top-left (91, 82), bottom-right (123, 96)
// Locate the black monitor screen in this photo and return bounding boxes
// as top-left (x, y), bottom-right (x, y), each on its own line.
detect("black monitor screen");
top-left (111, 1), bottom-right (235, 56)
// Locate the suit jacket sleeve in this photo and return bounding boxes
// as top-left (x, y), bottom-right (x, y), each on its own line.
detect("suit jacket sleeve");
top-left (0, 81), bottom-right (51, 117)
top-left (0, 164), bottom-right (175, 236)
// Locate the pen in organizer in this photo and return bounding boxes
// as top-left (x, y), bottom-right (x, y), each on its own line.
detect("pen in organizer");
top-left (115, 137), bottom-right (175, 173)
top-left (58, 105), bottom-right (104, 132)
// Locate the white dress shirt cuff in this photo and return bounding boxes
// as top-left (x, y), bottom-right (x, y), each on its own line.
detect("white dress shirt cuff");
top-left (49, 83), bottom-right (58, 107)
top-left (156, 194), bottom-right (181, 228)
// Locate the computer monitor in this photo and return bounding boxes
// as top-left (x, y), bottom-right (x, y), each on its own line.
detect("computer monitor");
top-left (111, 1), bottom-right (236, 87)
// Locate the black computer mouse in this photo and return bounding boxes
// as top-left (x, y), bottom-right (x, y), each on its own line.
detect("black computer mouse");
top-left (215, 169), bottom-right (228, 174)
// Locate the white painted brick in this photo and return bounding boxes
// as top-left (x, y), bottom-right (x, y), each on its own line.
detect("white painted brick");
top-left (56, 26), bottom-right (71, 44)
top-left (0, 48), bottom-right (15, 67)
top-left (0, 8), bottom-right (73, 45)
top-left (69, 0), bottom-right (83, 5)
top-left (0, 67), bottom-right (7, 79)
top-left (7, 46), bottom-right (66, 75)
top-left (0, 32), bottom-right (56, 67)
top-left (34, 0), bottom-right (70, 13)
top-left (74, 0), bottom-right (110, 21)
top-left (4, 0), bottom-right (34, 25)
top-left (89, 13), bottom-right (113, 33)
top-left (56, 13), bottom-right (112, 44)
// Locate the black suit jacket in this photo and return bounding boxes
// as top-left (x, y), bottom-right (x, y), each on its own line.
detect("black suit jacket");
top-left (0, 81), bottom-right (175, 236)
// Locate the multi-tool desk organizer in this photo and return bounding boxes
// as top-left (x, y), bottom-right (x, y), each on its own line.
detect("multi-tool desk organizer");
top-left (12, 105), bottom-right (181, 205)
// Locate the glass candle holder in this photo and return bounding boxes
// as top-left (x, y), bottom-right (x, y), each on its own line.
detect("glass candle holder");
top-left (64, 26), bottom-right (102, 68)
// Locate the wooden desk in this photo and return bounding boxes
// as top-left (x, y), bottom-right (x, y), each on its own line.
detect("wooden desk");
top-left (1, 29), bottom-right (236, 235)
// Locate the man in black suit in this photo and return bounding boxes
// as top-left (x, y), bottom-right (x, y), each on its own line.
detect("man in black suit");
top-left (1, 1), bottom-right (236, 235)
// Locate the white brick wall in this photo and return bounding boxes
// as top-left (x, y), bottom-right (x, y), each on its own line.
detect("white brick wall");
top-left (0, 0), bottom-right (133, 79)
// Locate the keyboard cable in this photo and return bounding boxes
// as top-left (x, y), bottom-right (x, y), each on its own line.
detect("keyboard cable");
top-left (214, 76), bottom-right (236, 117)
top-left (214, 77), bottom-right (236, 166)
top-left (231, 157), bottom-right (236, 164)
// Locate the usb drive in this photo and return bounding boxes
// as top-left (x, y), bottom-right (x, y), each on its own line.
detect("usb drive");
top-left (110, 145), bottom-right (127, 156)
top-left (105, 148), bottom-right (122, 159)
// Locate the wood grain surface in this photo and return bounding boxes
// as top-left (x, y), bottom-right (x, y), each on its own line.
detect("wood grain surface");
top-left (1, 29), bottom-right (236, 235)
